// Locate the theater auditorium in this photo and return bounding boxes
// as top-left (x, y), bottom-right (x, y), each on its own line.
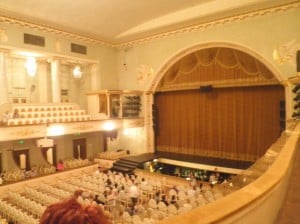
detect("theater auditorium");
top-left (0, 1), bottom-right (299, 224)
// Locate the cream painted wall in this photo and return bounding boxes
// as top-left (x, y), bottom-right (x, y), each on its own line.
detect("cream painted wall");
top-left (117, 8), bottom-right (300, 91)
top-left (112, 9), bottom-right (300, 154)
top-left (0, 139), bottom-right (49, 171)
top-left (0, 22), bottom-right (119, 92)
top-left (0, 7), bottom-right (299, 159)
top-left (107, 127), bottom-right (147, 155)
top-left (0, 132), bottom-right (105, 172)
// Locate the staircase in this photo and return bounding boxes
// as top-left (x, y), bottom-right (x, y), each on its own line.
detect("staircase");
top-left (111, 158), bottom-right (141, 173)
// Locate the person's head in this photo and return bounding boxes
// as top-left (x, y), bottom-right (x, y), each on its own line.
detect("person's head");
top-left (73, 189), bottom-right (83, 198)
top-left (40, 197), bottom-right (111, 224)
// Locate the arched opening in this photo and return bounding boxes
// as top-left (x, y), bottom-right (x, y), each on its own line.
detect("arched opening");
top-left (153, 47), bottom-right (285, 162)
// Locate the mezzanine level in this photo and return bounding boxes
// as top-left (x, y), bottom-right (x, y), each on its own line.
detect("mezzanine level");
top-left (0, 102), bottom-right (144, 142)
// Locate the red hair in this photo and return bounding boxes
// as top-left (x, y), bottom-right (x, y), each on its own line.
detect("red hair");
top-left (40, 197), bottom-right (111, 224)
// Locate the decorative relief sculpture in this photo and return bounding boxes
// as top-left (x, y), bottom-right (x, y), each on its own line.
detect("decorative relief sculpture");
top-left (273, 40), bottom-right (300, 65)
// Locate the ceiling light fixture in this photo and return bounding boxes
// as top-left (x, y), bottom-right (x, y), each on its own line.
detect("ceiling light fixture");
top-left (73, 65), bottom-right (82, 79)
top-left (103, 121), bottom-right (115, 131)
top-left (25, 56), bottom-right (37, 77)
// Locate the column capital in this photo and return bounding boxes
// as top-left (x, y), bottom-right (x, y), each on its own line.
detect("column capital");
top-left (47, 56), bottom-right (63, 63)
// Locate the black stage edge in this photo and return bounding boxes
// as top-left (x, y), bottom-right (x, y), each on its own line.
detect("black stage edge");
top-left (110, 152), bottom-right (254, 174)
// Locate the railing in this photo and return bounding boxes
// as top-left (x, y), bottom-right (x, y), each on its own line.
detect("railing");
top-left (159, 121), bottom-right (300, 224)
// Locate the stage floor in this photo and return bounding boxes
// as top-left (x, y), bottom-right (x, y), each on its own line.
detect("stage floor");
top-left (123, 151), bottom-right (253, 170)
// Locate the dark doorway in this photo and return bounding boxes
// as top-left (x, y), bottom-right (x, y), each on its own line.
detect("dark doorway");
top-left (41, 145), bottom-right (57, 166)
top-left (73, 138), bottom-right (87, 159)
top-left (12, 149), bottom-right (30, 170)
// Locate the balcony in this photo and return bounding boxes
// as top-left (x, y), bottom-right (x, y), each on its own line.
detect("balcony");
top-left (0, 90), bottom-right (145, 142)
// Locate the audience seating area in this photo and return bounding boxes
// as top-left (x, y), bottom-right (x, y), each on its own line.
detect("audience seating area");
top-left (1, 166), bottom-right (56, 182)
top-left (63, 158), bottom-right (90, 169)
top-left (0, 158), bottom-right (91, 186)
top-left (95, 150), bottom-right (128, 160)
top-left (7, 103), bottom-right (91, 126)
top-left (0, 168), bottom-right (226, 224)
top-left (0, 216), bottom-right (8, 224)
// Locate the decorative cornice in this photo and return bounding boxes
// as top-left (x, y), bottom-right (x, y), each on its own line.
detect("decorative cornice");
top-left (72, 123), bottom-right (94, 131)
top-left (0, 15), bottom-right (114, 48)
top-left (0, 1), bottom-right (299, 49)
top-left (9, 127), bottom-right (41, 137)
top-left (117, 1), bottom-right (300, 49)
top-left (155, 79), bottom-right (280, 93)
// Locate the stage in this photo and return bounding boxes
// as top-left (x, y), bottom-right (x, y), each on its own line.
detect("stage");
top-left (111, 151), bottom-right (254, 174)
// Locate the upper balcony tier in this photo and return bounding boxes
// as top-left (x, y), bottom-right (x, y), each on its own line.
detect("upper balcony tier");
top-left (6, 103), bottom-right (91, 126)
top-left (0, 90), bottom-right (145, 142)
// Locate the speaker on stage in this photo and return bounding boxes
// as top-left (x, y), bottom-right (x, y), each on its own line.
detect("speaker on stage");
top-left (200, 85), bottom-right (213, 92)
top-left (152, 104), bottom-right (159, 134)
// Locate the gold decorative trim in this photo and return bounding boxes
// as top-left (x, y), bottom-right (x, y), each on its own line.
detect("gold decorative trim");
top-left (0, 15), bottom-right (113, 47)
top-left (9, 127), bottom-right (40, 137)
top-left (150, 41), bottom-right (287, 92)
top-left (0, 1), bottom-right (299, 49)
top-left (72, 124), bottom-right (94, 131)
top-left (117, 1), bottom-right (300, 49)
top-left (156, 79), bottom-right (280, 92)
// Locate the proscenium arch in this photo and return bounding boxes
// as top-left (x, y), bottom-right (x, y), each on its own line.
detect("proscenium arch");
top-left (149, 41), bottom-right (285, 93)
top-left (148, 41), bottom-right (286, 161)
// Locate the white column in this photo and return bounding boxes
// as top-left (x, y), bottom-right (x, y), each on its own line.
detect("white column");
top-left (47, 148), bottom-right (53, 165)
top-left (77, 145), bottom-right (81, 159)
top-left (38, 62), bottom-right (49, 103)
top-left (19, 154), bottom-right (26, 169)
top-left (0, 52), bottom-right (9, 104)
top-left (90, 64), bottom-right (98, 91)
top-left (51, 58), bottom-right (61, 103)
top-left (145, 93), bottom-right (155, 153)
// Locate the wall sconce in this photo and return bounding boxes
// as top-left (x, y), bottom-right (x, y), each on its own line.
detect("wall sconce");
top-left (47, 125), bottom-right (65, 136)
top-left (103, 121), bottom-right (115, 131)
top-left (73, 65), bottom-right (82, 79)
top-left (25, 56), bottom-right (37, 77)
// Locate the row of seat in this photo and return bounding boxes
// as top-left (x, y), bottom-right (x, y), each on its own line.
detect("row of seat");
top-left (96, 150), bottom-right (128, 160)
top-left (18, 110), bottom-right (86, 118)
top-left (7, 103), bottom-right (92, 126)
top-left (13, 105), bottom-right (74, 112)
top-left (7, 115), bottom-right (91, 126)
top-left (63, 158), bottom-right (90, 169)
top-left (8, 191), bottom-right (46, 218)
top-left (2, 166), bottom-right (56, 182)
top-left (0, 198), bottom-right (39, 224)
top-left (0, 167), bottom-right (226, 224)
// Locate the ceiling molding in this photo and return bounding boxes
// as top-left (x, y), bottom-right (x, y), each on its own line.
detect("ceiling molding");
top-left (0, 1), bottom-right (299, 49)
top-left (116, 1), bottom-right (300, 49)
top-left (0, 15), bottom-right (114, 48)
